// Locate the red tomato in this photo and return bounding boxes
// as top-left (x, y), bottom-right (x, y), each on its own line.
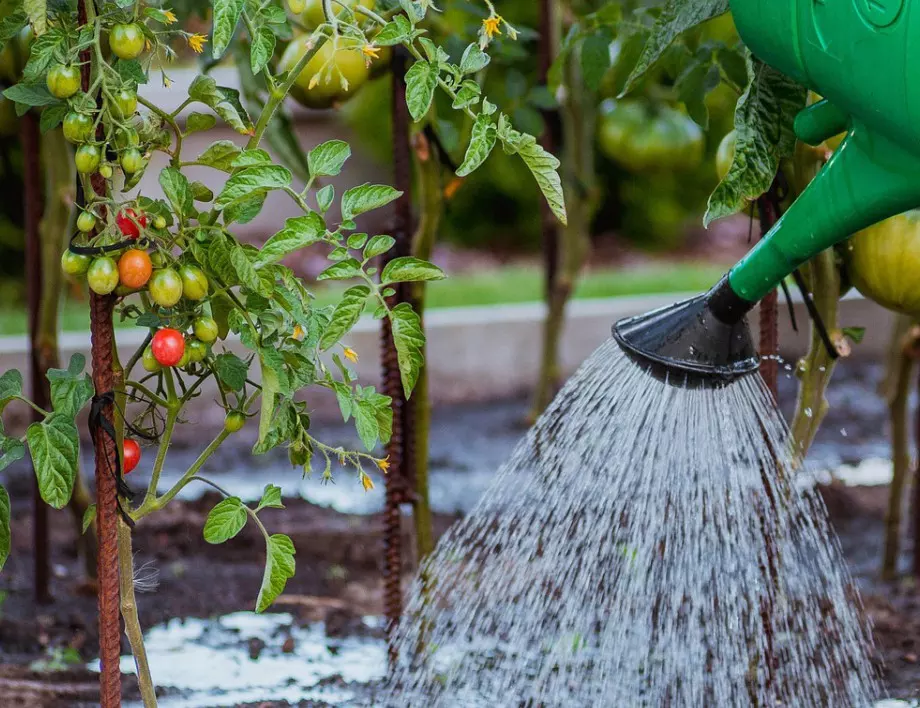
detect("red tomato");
top-left (151, 328), bottom-right (186, 367)
top-left (116, 208), bottom-right (148, 239)
top-left (123, 439), bottom-right (141, 474)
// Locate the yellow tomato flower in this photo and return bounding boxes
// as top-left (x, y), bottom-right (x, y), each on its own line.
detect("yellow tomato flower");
top-left (360, 470), bottom-right (375, 492)
top-left (292, 325), bottom-right (305, 341)
top-left (483, 15), bottom-right (502, 39)
top-left (362, 44), bottom-right (381, 60)
top-left (163, 75), bottom-right (172, 88)
top-left (188, 33), bottom-right (208, 54)
top-left (377, 456), bottom-right (390, 473)
top-left (344, 347), bottom-right (359, 364)
top-left (162, 9), bottom-right (178, 24)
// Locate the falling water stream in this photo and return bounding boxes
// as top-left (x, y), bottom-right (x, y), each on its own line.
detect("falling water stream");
top-left (382, 339), bottom-right (882, 706)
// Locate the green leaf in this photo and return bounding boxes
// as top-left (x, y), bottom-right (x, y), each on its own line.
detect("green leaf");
top-left (26, 414), bottom-right (79, 509)
top-left (4, 83), bottom-right (57, 109)
top-left (46, 354), bottom-right (93, 419)
top-left (316, 184), bottom-right (335, 213)
top-left (317, 258), bottom-right (363, 281)
top-left (203, 497), bottom-right (249, 544)
top-left (705, 57), bottom-right (806, 225)
top-left (196, 140), bottom-right (242, 171)
top-left (252, 401), bottom-right (296, 455)
top-left (256, 484), bottom-right (285, 512)
top-left (381, 257), bottom-right (445, 285)
top-left (216, 165), bottom-right (292, 208)
top-left (374, 16), bottom-right (412, 46)
top-left (677, 60), bottom-right (721, 130)
top-left (232, 149), bottom-right (272, 167)
top-left (24, 0), bottom-right (46, 36)
top-left (0, 437), bottom-right (25, 473)
top-left (230, 244), bottom-right (266, 295)
top-left (0, 484), bottom-right (8, 571)
top-left (457, 113), bottom-right (496, 177)
top-left (257, 213), bottom-right (325, 267)
top-left (320, 285), bottom-right (369, 350)
top-left (390, 302), bottom-right (426, 397)
top-left (214, 352), bottom-right (249, 392)
top-left (188, 76), bottom-right (253, 134)
top-left (190, 181), bottom-right (214, 202)
top-left (223, 192), bottom-right (267, 225)
top-left (0, 369), bottom-right (23, 413)
top-left (341, 184), bottom-right (402, 221)
top-left (364, 235), bottom-right (395, 260)
top-left (581, 31), bottom-right (611, 92)
top-left (211, 0), bottom-right (244, 59)
top-left (404, 60), bottom-right (437, 122)
top-left (115, 58), bottom-right (147, 86)
top-left (159, 167), bottom-right (193, 218)
top-left (39, 104), bottom-right (67, 133)
top-left (459, 43), bottom-right (490, 74)
top-left (250, 27), bottom-right (276, 75)
top-left (257, 355), bottom-right (281, 450)
top-left (516, 136), bottom-right (567, 226)
top-left (308, 140), bottom-right (351, 178)
top-left (81, 504), bottom-right (96, 534)
top-left (452, 80), bottom-right (481, 110)
top-left (186, 112), bottom-right (217, 134)
top-left (256, 533), bottom-right (296, 612)
top-left (622, 0), bottom-right (729, 95)
top-left (353, 400), bottom-right (379, 451)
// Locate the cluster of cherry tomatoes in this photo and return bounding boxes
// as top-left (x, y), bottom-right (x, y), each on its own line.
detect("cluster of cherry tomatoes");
top-left (46, 22), bottom-right (148, 177)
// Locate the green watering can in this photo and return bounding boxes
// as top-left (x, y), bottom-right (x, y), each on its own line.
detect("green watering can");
top-left (614, 0), bottom-right (920, 383)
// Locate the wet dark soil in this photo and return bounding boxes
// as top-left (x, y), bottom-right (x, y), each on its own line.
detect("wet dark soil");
top-left (0, 358), bottom-right (917, 705)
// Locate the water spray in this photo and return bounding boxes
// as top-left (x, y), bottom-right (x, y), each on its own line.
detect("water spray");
top-left (616, 0), bottom-right (920, 382)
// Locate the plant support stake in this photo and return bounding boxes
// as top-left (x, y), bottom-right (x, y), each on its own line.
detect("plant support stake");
top-left (757, 184), bottom-right (781, 399)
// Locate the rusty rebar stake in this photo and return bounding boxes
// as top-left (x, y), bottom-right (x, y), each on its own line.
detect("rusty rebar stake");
top-left (79, 0), bottom-right (122, 703)
top-left (381, 45), bottom-right (414, 666)
top-left (21, 110), bottom-right (51, 604)
top-left (757, 184), bottom-right (782, 400)
top-left (538, 0), bottom-right (560, 298)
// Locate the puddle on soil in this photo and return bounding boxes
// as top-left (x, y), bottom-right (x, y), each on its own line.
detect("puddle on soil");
top-left (90, 612), bottom-right (385, 707)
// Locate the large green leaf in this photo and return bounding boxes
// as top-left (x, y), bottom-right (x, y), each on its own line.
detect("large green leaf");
top-left (203, 497), bottom-right (249, 544)
top-left (47, 354), bottom-right (93, 419)
top-left (256, 484), bottom-right (284, 512)
top-left (256, 533), bottom-right (296, 612)
top-left (320, 285), bottom-right (370, 350)
top-left (24, 0), bottom-right (46, 36)
top-left (0, 369), bottom-right (23, 414)
top-left (705, 57), bottom-right (806, 225)
top-left (0, 483), bottom-right (9, 571)
top-left (457, 114), bottom-right (496, 177)
top-left (308, 140), bottom-right (351, 177)
top-left (622, 0), bottom-right (729, 95)
top-left (211, 0), bottom-right (244, 59)
top-left (215, 165), bottom-right (292, 208)
top-left (196, 140), bottom-right (242, 171)
top-left (381, 257), bottom-right (445, 285)
top-left (26, 414), bottom-right (79, 509)
top-left (188, 76), bottom-right (253, 134)
top-left (159, 167), bottom-right (194, 218)
top-left (404, 60), bottom-right (438, 122)
top-left (390, 302), bottom-right (426, 398)
top-left (256, 213), bottom-right (325, 267)
top-left (341, 184), bottom-right (402, 221)
top-left (516, 136), bottom-right (567, 226)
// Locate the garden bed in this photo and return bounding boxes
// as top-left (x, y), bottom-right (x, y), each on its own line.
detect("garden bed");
top-left (0, 359), bottom-right (918, 706)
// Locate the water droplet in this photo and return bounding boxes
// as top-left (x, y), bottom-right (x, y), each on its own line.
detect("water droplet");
top-left (840, 428), bottom-right (848, 437)
top-left (805, 407), bottom-right (813, 418)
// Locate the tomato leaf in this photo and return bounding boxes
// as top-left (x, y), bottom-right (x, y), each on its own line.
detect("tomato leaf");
top-left (215, 165), bottom-right (292, 208)
top-left (0, 436), bottom-right (25, 473)
top-left (340, 184), bottom-right (402, 221)
top-left (381, 257), bottom-right (445, 285)
top-left (404, 60), bottom-right (438, 122)
top-left (389, 302), bottom-right (426, 398)
top-left (256, 484), bottom-right (285, 512)
top-left (250, 26), bottom-right (276, 75)
top-left (188, 76), bottom-right (253, 134)
top-left (0, 369), bottom-right (23, 414)
top-left (26, 414), bottom-right (79, 509)
top-left (203, 497), bottom-right (249, 544)
top-left (364, 235), bottom-right (395, 260)
top-left (256, 533), bottom-right (296, 613)
top-left (320, 285), bottom-right (369, 350)
top-left (705, 56), bottom-right (806, 225)
top-left (81, 504), bottom-right (96, 535)
top-left (0, 484), bottom-right (9, 572)
top-left (353, 399), bottom-right (380, 451)
top-left (317, 259), bottom-right (363, 282)
top-left (211, 0), bottom-right (244, 59)
top-left (459, 43), bottom-right (490, 75)
top-left (500, 125), bottom-right (567, 226)
top-left (196, 140), bottom-right (242, 172)
top-left (39, 104), bottom-right (67, 133)
top-left (186, 112), bottom-right (217, 134)
top-left (214, 352), bottom-right (249, 392)
top-left (46, 354), bottom-right (93, 419)
top-left (621, 0), bottom-right (729, 96)
top-left (581, 30), bottom-right (612, 92)
top-left (252, 401), bottom-right (297, 455)
top-left (256, 213), bottom-right (325, 267)
top-left (4, 83), bottom-right (57, 112)
top-left (374, 16), bottom-right (412, 46)
top-left (159, 167), bottom-right (194, 219)
top-left (223, 192), bottom-right (267, 225)
top-left (231, 149), bottom-right (272, 168)
top-left (229, 244), bottom-right (267, 295)
top-left (308, 140), bottom-right (351, 178)
top-left (457, 113), bottom-right (496, 177)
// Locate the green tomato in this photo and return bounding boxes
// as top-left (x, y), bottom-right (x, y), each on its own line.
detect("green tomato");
top-left (149, 251), bottom-right (167, 268)
top-left (279, 36), bottom-right (369, 110)
top-left (114, 128), bottom-right (139, 150)
top-left (193, 316), bottom-right (219, 343)
top-left (716, 130), bottom-right (735, 181)
top-left (46, 64), bottom-right (80, 99)
top-left (99, 164), bottom-right (114, 179)
top-left (109, 23), bottom-right (145, 61)
top-left (187, 338), bottom-right (208, 363)
top-left (76, 210), bottom-right (97, 233)
top-left (61, 250), bottom-right (91, 276)
top-left (87, 257), bottom-right (120, 294)
top-left (301, 0), bottom-right (374, 28)
top-left (224, 411), bottom-right (246, 433)
top-left (153, 215), bottom-right (167, 230)
top-left (177, 347), bottom-right (191, 369)
top-left (110, 89), bottom-right (137, 119)
top-left (148, 269), bottom-right (183, 307)
top-left (63, 112), bottom-right (94, 144)
top-left (287, 0), bottom-right (306, 13)
top-left (75, 144), bottom-right (101, 174)
top-left (142, 345), bottom-right (161, 373)
top-left (120, 148), bottom-right (146, 174)
top-left (179, 265), bottom-right (209, 300)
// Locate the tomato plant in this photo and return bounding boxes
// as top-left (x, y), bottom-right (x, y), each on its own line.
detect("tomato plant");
top-left (0, 0), bottom-right (567, 701)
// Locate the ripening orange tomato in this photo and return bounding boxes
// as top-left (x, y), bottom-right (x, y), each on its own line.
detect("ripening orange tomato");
top-left (118, 249), bottom-right (153, 289)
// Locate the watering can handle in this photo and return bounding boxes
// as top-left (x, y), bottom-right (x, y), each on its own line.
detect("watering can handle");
top-left (728, 119), bottom-right (920, 303)
top-left (794, 99), bottom-right (849, 146)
